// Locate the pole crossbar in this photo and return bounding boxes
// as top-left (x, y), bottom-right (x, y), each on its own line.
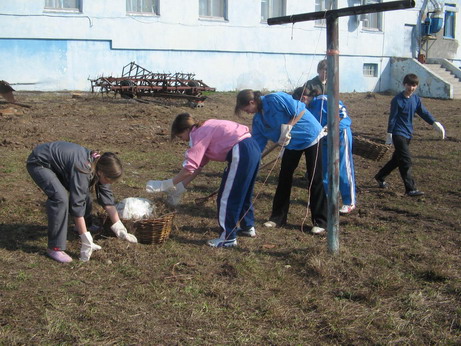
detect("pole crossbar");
top-left (266, 0), bottom-right (415, 254)
top-left (268, 0), bottom-right (415, 25)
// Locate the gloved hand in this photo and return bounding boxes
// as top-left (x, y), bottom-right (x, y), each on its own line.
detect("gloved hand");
top-left (385, 133), bottom-right (393, 145)
top-left (111, 220), bottom-right (138, 243)
top-left (167, 182), bottom-right (186, 206)
top-left (278, 124), bottom-right (293, 146)
top-left (146, 179), bottom-right (174, 193)
top-left (433, 121), bottom-right (446, 139)
top-left (79, 232), bottom-right (102, 262)
top-left (320, 125), bottom-right (328, 137)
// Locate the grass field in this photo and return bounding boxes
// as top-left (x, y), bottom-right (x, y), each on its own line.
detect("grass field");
top-left (0, 91), bottom-right (460, 344)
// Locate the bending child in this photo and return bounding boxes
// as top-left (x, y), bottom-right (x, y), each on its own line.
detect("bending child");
top-left (293, 87), bottom-right (356, 214)
top-left (26, 141), bottom-right (137, 263)
top-left (146, 113), bottom-right (261, 248)
top-left (234, 89), bottom-right (328, 234)
top-left (375, 73), bottom-right (446, 196)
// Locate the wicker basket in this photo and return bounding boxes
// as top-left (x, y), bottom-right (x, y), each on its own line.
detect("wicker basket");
top-left (353, 135), bottom-right (390, 161)
top-left (99, 212), bottom-right (175, 245)
top-left (130, 213), bottom-right (175, 244)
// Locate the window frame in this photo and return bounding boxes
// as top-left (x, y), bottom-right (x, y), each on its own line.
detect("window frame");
top-left (44, 0), bottom-right (81, 13)
top-left (314, 0), bottom-right (337, 27)
top-left (199, 0), bottom-right (228, 21)
top-left (360, 0), bottom-right (383, 32)
top-left (126, 0), bottom-right (160, 16)
top-left (363, 63), bottom-right (378, 77)
top-left (261, 0), bottom-right (286, 23)
top-left (443, 4), bottom-right (456, 39)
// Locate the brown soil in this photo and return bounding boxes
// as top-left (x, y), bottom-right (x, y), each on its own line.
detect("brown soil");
top-left (0, 90), bottom-right (460, 344)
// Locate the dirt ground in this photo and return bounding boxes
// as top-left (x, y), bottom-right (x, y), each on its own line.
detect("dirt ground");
top-left (0, 90), bottom-right (460, 344)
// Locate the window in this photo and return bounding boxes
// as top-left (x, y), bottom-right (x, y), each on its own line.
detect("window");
top-left (199, 0), bottom-right (227, 19)
top-left (261, 0), bottom-right (286, 23)
top-left (363, 63), bottom-right (378, 77)
top-left (443, 3), bottom-right (456, 39)
top-left (315, 0), bottom-right (336, 26)
top-left (127, 0), bottom-right (160, 15)
top-left (361, 0), bottom-right (382, 31)
top-left (45, 0), bottom-right (80, 11)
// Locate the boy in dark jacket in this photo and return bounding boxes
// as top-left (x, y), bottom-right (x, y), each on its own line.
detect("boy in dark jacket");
top-left (375, 73), bottom-right (445, 196)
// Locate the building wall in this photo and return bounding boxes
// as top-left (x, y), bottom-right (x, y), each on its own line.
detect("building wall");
top-left (0, 0), bottom-right (459, 93)
top-left (390, 57), bottom-right (451, 98)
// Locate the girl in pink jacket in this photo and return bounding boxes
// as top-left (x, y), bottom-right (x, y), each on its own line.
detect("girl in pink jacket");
top-left (146, 113), bottom-right (261, 248)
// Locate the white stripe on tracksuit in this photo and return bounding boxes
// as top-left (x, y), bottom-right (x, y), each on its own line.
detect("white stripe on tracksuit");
top-left (341, 128), bottom-right (356, 206)
top-left (218, 144), bottom-right (240, 239)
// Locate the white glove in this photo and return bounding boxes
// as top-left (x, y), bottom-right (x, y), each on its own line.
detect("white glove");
top-left (79, 232), bottom-right (102, 262)
top-left (146, 179), bottom-right (174, 193)
top-left (385, 133), bottom-right (393, 145)
top-left (111, 220), bottom-right (138, 243)
top-left (167, 182), bottom-right (186, 206)
top-left (278, 124), bottom-right (293, 146)
top-left (433, 121), bottom-right (446, 139)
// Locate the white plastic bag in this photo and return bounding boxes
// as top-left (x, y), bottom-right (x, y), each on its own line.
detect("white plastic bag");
top-left (116, 197), bottom-right (155, 220)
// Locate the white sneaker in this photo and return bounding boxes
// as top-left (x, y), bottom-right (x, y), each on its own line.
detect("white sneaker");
top-left (207, 238), bottom-right (237, 248)
top-left (239, 226), bottom-right (256, 237)
top-left (264, 221), bottom-right (276, 228)
top-left (339, 204), bottom-right (356, 214)
top-left (311, 226), bottom-right (326, 234)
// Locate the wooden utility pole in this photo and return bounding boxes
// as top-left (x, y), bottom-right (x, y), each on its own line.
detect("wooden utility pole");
top-left (268, 0), bottom-right (416, 254)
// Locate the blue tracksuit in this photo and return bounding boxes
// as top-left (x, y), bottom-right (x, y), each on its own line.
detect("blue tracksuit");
top-left (251, 92), bottom-right (327, 228)
top-left (251, 92), bottom-right (324, 151)
top-left (217, 137), bottom-right (261, 240)
top-left (308, 95), bottom-right (356, 206)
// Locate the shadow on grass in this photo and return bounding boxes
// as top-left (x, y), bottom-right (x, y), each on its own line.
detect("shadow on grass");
top-left (0, 223), bottom-right (47, 253)
top-left (190, 184), bottom-right (219, 196)
top-left (413, 154), bottom-right (445, 160)
top-left (170, 235), bottom-right (205, 247)
top-left (177, 203), bottom-right (216, 219)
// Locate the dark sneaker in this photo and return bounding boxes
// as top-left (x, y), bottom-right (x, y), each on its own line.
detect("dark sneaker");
top-left (406, 190), bottom-right (424, 197)
top-left (374, 176), bottom-right (388, 188)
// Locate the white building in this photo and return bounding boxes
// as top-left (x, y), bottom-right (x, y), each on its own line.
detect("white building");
top-left (0, 0), bottom-right (459, 96)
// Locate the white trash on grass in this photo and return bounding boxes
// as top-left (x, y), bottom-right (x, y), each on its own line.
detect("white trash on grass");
top-left (116, 197), bottom-right (155, 220)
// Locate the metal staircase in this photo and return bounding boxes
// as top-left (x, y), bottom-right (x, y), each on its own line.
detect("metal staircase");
top-left (424, 63), bottom-right (461, 99)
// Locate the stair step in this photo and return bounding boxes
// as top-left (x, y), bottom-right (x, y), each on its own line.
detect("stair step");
top-left (428, 69), bottom-right (459, 80)
top-left (425, 63), bottom-right (461, 98)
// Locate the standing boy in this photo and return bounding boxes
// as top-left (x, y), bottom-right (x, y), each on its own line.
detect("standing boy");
top-left (304, 59), bottom-right (328, 96)
top-left (374, 73), bottom-right (446, 196)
